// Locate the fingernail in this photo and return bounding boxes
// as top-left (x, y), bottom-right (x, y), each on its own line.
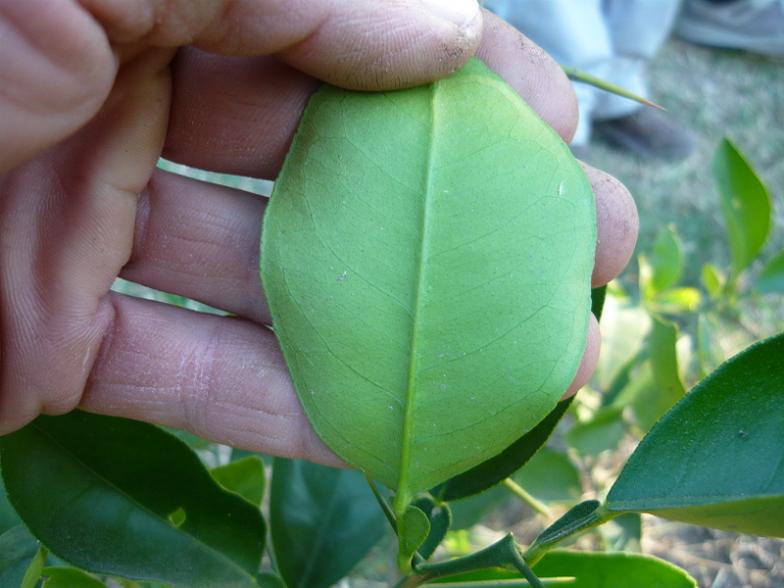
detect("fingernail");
top-left (422, 0), bottom-right (480, 27)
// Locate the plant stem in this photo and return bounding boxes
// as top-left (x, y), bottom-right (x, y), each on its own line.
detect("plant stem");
top-left (365, 476), bottom-right (397, 532)
top-left (395, 534), bottom-right (536, 587)
top-left (510, 550), bottom-right (547, 588)
top-left (503, 479), bottom-right (552, 520)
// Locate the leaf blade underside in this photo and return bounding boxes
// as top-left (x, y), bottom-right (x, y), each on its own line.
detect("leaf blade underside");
top-left (261, 59), bottom-right (596, 500)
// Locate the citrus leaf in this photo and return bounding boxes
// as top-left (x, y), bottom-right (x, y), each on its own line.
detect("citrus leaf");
top-left (599, 513), bottom-right (642, 552)
top-left (23, 546), bottom-right (47, 588)
top-left (701, 263), bottom-right (724, 299)
top-left (596, 293), bottom-right (650, 392)
top-left (566, 407), bottom-right (625, 456)
top-left (757, 250), bottom-right (784, 294)
top-left (433, 286), bottom-right (605, 503)
top-left (0, 475), bottom-right (21, 534)
top-left (399, 505), bottom-right (431, 567)
top-left (713, 138), bottom-right (771, 276)
top-left (641, 316), bottom-right (686, 431)
top-left (411, 496), bottom-right (452, 560)
top-left (650, 287), bottom-right (701, 314)
top-left (210, 456), bottom-right (265, 507)
top-left (0, 412), bottom-right (265, 587)
top-left (447, 485), bottom-right (510, 530)
top-left (256, 573), bottom-right (287, 588)
top-left (41, 567), bottom-right (107, 587)
top-left (0, 525), bottom-right (43, 588)
top-left (607, 333), bottom-right (784, 536)
top-left (649, 225), bottom-right (684, 293)
top-left (429, 550), bottom-right (696, 587)
top-left (260, 57), bottom-right (596, 507)
top-left (512, 448), bottom-right (582, 504)
top-left (532, 550), bottom-right (697, 587)
top-left (435, 398), bottom-right (573, 501)
top-left (270, 459), bottom-right (386, 588)
top-left (531, 500), bottom-right (605, 551)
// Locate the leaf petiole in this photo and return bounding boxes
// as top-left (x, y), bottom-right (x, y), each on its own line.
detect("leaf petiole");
top-left (366, 476), bottom-right (397, 532)
top-left (502, 479), bottom-right (552, 520)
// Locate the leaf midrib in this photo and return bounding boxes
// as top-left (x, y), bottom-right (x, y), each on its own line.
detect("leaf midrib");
top-left (395, 79), bottom-right (441, 508)
top-left (29, 422), bottom-right (257, 586)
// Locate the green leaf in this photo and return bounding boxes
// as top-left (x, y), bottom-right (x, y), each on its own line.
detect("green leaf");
top-left (437, 550), bottom-right (695, 587)
top-left (434, 286), bottom-right (605, 502)
top-left (413, 534), bottom-right (536, 585)
top-left (427, 568), bottom-right (562, 586)
top-left (399, 505), bottom-right (432, 567)
top-left (256, 573), bottom-right (287, 588)
top-left (211, 456), bottom-right (265, 507)
top-left (260, 57), bottom-right (596, 505)
top-left (512, 448), bottom-right (581, 504)
top-left (650, 288), bottom-right (701, 314)
top-left (595, 294), bottom-right (650, 392)
top-left (713, 138), bottom-right (771, 276)
top-left (41, 567), bottom-right (107, 587)
top-left (638, 316), bottom-right (686, 431)
top-left (599, 513), bottom-right (641, 552)
top-left (23, 547), bottom-right (47, 588)
top-left (0, 412), bottom-right (265, 587)
top-left (648, 225), bottom-right (684, 294)
top-left (411, 496), bottom-right (452, 560)
top-left (435, 399), bottom-right (573, 501)
top-left (590, 285), bottom-right (607, 321)
top-left (0, 476), bottom-right (21, 534)
top-left (613, 317), bottom-right (685, 431)
top-left (602, 350), bottom-right (644, 408)
top-left (532, 550), bottom-right (697, 587)
top-left (701, 263), bottom-right (724, 299)
top-left (447, 486), bottom-right (510, 530)
top-left (607, 333), bottom-right (784, 536)
top-left (757, 250), bottom-right (784, 294)
top-left (270, 459), bottom-right (386, 588)
top-left (0, 525), bottom-right (44, 588)
top-left (531, 501), bottom-right (605, 551)
top-left (566, 408), bottom-right (625, 456)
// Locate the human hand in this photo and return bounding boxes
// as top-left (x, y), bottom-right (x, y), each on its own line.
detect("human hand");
top-left (0, 1), bottom-right (637, 465)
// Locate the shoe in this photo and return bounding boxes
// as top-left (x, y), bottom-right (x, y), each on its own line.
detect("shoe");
top-left (593, 108), bottom-right (697, 161)
top-left (676, 0), bottom-right (784, 56)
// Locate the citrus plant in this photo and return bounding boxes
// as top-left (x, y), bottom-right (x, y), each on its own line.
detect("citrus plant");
top-left (1, 60), bottom-right (782, 588)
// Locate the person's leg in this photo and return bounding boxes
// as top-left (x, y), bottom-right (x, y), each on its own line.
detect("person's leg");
top-left (676, 0), bottom-right (784, 55)
top-left (484, 0), bottom-right (611, 148)
top-left (592, 0), bottom-right (696, 159)
top-left (597, 0), bottom-right (682, 119)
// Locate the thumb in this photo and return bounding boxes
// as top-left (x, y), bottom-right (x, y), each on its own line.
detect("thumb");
top-left (273, 0), bottom-right (484, 90)
top-left (82, 0), bottom-right (483, 90)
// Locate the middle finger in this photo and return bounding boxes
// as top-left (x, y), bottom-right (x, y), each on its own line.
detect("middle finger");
top-left (121, 163), bottom-right (636, 322)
